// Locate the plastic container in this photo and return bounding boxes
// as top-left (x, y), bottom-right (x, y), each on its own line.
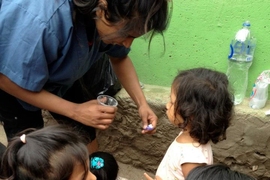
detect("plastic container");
top-left (249, 70), bottom-right (270, 109)
top-left (249, 82), bottom-right (268, 109)
top-left (227, 21), bottom-right (256, 105)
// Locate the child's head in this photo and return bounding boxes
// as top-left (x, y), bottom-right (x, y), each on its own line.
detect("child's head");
top-left (0, 125), bottom-right (96, 180)
top-left (186, 164), bottom-right (255, 180)
top-left (89, 151), bottom-right (119, 180)
top-left (167, 68), bottom-right (234, 144)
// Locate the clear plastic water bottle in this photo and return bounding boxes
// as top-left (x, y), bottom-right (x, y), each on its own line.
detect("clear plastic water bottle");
top-left (227, 21), bottom-right (256, 105)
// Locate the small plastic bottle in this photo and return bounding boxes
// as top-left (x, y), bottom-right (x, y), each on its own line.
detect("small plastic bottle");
top-left (227, 21), bottom-right (256, 105)
top-left (249, 82), bottom-right (268, 109)
top-left (249, 70), bottom-right (270, 109)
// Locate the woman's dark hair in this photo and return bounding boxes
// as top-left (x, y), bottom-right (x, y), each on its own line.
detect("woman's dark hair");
top-left (0, 125), bottom-right (89, 180)
top-left (73, 0), bottom-right (171, 40)
top-left (172, 68), bottom-right (234, 144)
top-left (186, 164), bottom-right (255, 180)
top-left (89, 151), bottom-right (119, 180)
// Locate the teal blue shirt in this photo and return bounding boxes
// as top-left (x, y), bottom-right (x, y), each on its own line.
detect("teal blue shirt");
top-left (0, 0), bottom-right (129, 110)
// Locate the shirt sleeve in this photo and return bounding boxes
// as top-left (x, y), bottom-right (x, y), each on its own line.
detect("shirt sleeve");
top-left (179, 144), bottom-right (211, 165)
top-left (0, 0), bottom-right (72, 92)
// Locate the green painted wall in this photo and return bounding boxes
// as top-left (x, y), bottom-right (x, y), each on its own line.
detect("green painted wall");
top-left (129, 0), bottom-right (270, 97)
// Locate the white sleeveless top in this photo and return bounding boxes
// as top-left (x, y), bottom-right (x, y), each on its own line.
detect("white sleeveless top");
top-left (156, 132), bottom-right (213, 180)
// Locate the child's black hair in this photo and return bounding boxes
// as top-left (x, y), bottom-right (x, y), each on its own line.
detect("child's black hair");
top-left (186, 164), bottom-right (255, 180)
top-left (89, 151), bottom-right (119, 180)
top-left (0, 125), bottom-right (89, 180)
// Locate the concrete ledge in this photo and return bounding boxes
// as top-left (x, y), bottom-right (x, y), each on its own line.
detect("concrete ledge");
top-left (97, 85), bottom-right (270, 180)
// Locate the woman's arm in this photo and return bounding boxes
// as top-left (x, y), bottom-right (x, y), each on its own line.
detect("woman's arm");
top-left (109, 56), bottom-right (145, 107)
top-left (0, 73), bottom-right (116, 129)
top-left (109, 55), bottom-right (157, 132)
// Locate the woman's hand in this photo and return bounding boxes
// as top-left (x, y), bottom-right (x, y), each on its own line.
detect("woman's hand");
top-left (0, 74), bottom-right (116, 130)
top-left (138, 103), bottom-right (158, 134)
top-left (72, 99), bottom-right (117, 129)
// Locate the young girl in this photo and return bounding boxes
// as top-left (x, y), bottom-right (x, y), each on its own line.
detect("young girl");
top-left (144, 68), bottom-right (234, 180)
top-left (89, 151), bottom-right (119, 180)
top-left (0, 125), bottom-right (96, 180)
top-left (186, 164), bottom-right (255, 180)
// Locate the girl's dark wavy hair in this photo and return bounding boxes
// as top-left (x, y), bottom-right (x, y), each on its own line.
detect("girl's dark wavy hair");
top-left (0, 125), bottom-right (89, 180)
top-left (172, 68), bottom-right (234, 144)
top-left (73, 0), bottom-right (171, 45)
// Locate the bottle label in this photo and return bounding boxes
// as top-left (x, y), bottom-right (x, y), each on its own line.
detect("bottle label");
top-left (228, 40), bottom-right (256, 61)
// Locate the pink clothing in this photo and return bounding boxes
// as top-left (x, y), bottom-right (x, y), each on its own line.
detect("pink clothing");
top-left (156, 132), bottom-right (213, 180)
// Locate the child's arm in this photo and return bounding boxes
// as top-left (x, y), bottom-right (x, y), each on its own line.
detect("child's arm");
top-left (182, 163), bottom-right (205, 178)
top-left (143, 173), bottom-right (162, 180)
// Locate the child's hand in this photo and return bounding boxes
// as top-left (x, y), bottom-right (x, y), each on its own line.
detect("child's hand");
top-left (143, 173), bottom-right (155, 180)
